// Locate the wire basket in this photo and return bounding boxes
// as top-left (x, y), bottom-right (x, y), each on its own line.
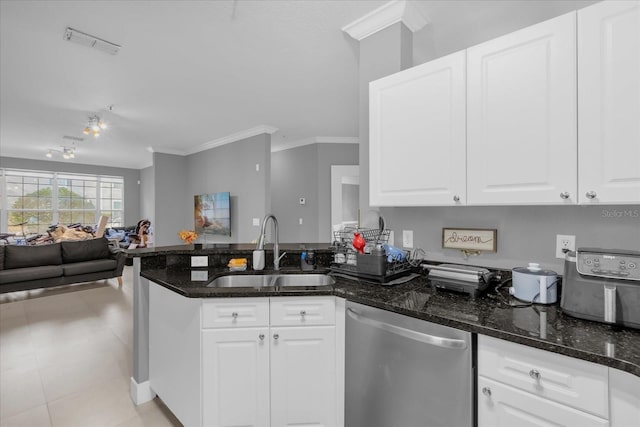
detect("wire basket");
top-left (330, 226), bottom-right (411, 283)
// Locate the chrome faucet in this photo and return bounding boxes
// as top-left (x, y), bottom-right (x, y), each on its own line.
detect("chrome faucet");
top-left (256, 214), bottom-right (286, 270)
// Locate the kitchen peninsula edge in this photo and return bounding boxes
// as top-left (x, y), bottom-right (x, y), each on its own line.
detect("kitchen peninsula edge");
top-left (126, 244), bottom-right (640, 406)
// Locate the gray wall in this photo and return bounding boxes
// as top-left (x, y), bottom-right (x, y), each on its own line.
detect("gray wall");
top-left (152, 152), bottom-right (188, 246)
top-left (139, 165), bottom-right (155, 234)
top-left (0, 156), bottom-right (141, 227)
top-left (186, 134), bottom-right (271, 244)
top-left (272, 143), bottom-right (358, 243)
top-left (358, 2), bottom-right (639, 273)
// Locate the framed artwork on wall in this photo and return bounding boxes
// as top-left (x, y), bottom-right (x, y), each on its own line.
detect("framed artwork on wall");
top-left (195, 192), bottom-right (231, 236)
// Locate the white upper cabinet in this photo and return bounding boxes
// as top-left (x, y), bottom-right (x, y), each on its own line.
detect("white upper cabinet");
top-left (369, 50), bottom-right (466, 206)
top-left (467, 12), bottom-right (578, 205)
top-left (578, 0), bottom-right (640, 205)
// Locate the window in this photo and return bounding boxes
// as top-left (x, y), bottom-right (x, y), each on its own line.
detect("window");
top-left (1, 169), bottom-right (124, 235)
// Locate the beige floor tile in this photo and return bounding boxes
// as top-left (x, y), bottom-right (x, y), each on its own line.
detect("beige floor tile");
top-left (135, 398), bottom-right (183, 427)
top-left (34, 329), bottom-right (126, 370)
top-left (114, 414), bottom-right (146, 427)
top-left (0, 300), bottom-right (27, 321)
top-left (1, 349), bottom-right (39, 374)
top-left (0, 367), bottom-right (47, 419)
top-left (40, 353), bottom-right (130, 402)
top-left (47, 377), bottom-right (138, 427)
top-left (0, 403), bottom-right (52, 427)
top-left (0, 267), bottom-right (179, 426)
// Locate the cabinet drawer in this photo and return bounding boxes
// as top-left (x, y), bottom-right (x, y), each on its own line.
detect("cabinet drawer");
top-left (478, 335), bottom-right (609, 418)
top-left (478, 376), bottom-right (608, 427)
top-left (202, 298), bottom-right (269, 328)
top-left (270, 297), bottom-right (335, 326)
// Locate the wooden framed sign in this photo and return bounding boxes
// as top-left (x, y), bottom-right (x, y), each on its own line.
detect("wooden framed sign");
top-left (442, 228), bottom-right (497, 252)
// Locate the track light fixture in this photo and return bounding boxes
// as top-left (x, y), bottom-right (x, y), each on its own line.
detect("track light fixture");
top-left (45, 146), bottom-right (76, 160)
top-left (83, 115), bottom-right (107, 137)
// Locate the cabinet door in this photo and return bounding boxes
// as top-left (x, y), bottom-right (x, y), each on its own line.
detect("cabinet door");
top-left (610, 368), bottom-right (640, 427)
top-left (270, 326), bottom-right (336, 427)
top-left (202, 328), bottom-right (270, 427)
top-left (478, 376), bottom-right (609, 427)
top-left (369, 50), bottom-right (466, 206)
top-left (467, 12), bottom-right (577, 205)
top-left (578, 1), bottom-right (640, 204)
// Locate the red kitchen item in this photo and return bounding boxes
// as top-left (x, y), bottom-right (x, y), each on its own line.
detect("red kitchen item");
top-left (352, 232), bottom-right (366, 254)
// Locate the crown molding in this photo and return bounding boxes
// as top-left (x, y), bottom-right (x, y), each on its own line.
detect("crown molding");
top-left (271, 136), bottom-right (359, 153)
top-left (146, 146), bottom-right (186, 156)
top-left (342, 0), bottom-right (429, 41)
top-left (185, 124), bottom-right (279, 155)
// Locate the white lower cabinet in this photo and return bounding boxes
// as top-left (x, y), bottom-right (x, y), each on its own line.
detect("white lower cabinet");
top-left (149, 284), bottom-right (341, 427)
top-left (478, 335), bottom-right (610, 427)
top-left (202, 327), bottom-right (270, 427)
top-left (610, 368), bottom-right (640, 427)
top-left (270, 326), bottom-right (336, 426)
top-left (478, 376), bottom-right (608, 427)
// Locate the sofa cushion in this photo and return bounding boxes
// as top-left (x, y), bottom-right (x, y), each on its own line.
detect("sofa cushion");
top-left (0, 265), bottom-right (64, 284)
top-left (4, 243), bottom-right (62, 269)
top-left (61, 238), bottom-right (110, 264)
top-left (0, 246), bottom-right (4, 270)
top-left (62, 259), bottom-right (118, 276)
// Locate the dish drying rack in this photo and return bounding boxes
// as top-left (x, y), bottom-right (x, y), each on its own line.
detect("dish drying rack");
top-left (330, 226), bottom-right (412, 283)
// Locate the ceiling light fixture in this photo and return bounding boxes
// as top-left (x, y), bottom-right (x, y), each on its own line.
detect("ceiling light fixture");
top-left (63, 27), bottom-right (121, 55)
top-left (45, 146), bottom-right (76, 160)
top-left (83, 115), bottom-right (107, 137)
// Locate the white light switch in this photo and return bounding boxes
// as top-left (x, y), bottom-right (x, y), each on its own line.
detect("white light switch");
top-left (191, 256), bottom-right (208, 267)
top-left (253, 218), bottom-right (260, 226)
top-left (402, 230), bottom-right (413, 249)
top-left (299, 218), bottom-right (303, 225)
top-left (256, 163), bottom-right (260, 172)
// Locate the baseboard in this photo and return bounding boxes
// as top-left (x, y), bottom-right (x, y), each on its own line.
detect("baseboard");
top-left (130, 377), bottom-right (156, 405)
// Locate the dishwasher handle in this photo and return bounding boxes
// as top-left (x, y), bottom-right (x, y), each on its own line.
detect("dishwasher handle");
top-left (347, 308), bottom-right (467, 350)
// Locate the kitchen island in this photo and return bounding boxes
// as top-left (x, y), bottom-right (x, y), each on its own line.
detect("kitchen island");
top-left (127, 245), bottom-right (640, 425)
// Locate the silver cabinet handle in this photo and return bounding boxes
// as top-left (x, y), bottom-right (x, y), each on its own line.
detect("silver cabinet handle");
top-left (258, 334), bottom-right (265, 341)
top-left (300, 310), bottom-right (306, 317)
top-left (529, 369), bottom-right (541, 380)
top-left (231, 312), bottom-right (238, 318)
top-left (453, 195), bottom-right (460, 202)
top-left (482, 387), bottom-right (491, 397)
top-left (560, 192), bottom-right (570, 199)
top-left (586, 191), bottom-right (597, 199)
top-left (347, 308), bottom-right (467, 349)
top-left (273, 333), bottom-right (279, 340)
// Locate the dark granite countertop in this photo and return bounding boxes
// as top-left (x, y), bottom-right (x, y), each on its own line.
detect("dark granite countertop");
top-left (141, 265), bottom-right (640, 377)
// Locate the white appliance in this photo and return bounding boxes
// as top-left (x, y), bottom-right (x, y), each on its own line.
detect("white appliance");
top-left (510, 263), bottom-right (559, 304)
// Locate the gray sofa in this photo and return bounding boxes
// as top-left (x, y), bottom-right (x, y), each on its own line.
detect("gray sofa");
top-left (0, 237), bottom-right (126, 293)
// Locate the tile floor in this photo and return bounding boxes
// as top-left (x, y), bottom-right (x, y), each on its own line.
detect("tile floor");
top-left (0, 266), bottom-right (182, 427)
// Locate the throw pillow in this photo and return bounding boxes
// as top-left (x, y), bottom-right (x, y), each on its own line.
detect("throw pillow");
top-left (61, 238), bottom-right (111, 263)
top-left (4, 243), bottom-right (63, 269)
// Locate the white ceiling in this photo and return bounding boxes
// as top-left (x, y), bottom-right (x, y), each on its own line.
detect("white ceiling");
top-left (0, 0), bottom-right (597, 170)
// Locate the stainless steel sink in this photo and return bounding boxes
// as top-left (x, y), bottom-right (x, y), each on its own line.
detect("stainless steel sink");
top-left (208, 273), bottom-right (334, 288)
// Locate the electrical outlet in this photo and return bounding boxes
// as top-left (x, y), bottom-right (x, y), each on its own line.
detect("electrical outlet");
top-left (556, 234), bottom-right (576, 258)
top-left (402, 230), bottom-right (413, 249)
top-left (388, 230), bottom-right (395, 246)
top-left (253, 218), bottom-right (260, 226)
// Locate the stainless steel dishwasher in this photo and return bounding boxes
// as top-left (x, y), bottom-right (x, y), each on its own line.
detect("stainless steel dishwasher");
top-left (346, 301), bottom-right (474, 427)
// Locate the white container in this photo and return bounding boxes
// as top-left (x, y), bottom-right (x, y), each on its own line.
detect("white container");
top-left (252, 250), bottom-right (265, 271)
top-left (511, 263), bottom-right (558, 304)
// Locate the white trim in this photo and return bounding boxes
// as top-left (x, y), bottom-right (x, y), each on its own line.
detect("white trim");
top-left (271, 136), bottom-right (359, 153)
top-left (130, 377), bottom-right (156, 405)
top-left (146, 146), bottom-right (185, 156)
top-left (184, 124), bottom-right (279, 155)
top-left (342, 0), bottom-right (429, 41)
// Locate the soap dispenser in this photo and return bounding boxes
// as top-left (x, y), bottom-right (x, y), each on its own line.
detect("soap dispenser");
top-left (301, 250), bottom-right (315, 271)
